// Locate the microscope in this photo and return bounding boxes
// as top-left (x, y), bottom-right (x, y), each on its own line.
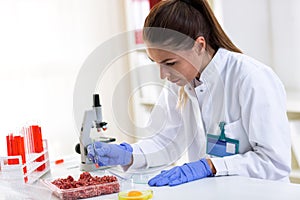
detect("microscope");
top-left (75, 94), bottom-right (115, 171)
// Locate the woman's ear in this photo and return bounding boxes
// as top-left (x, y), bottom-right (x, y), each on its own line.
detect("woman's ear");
top-left (193, 36), bottom-right (206, 55)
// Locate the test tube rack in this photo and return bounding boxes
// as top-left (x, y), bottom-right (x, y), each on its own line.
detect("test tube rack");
top-left (0, 140), bottom-right (50, 184)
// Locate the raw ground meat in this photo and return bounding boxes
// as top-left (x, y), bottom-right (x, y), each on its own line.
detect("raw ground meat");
top-left (50, 172), bottom-right (119, 199)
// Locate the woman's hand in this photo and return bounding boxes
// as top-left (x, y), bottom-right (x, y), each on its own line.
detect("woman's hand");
top-left (87, 142), bottom-right (133, 166)
top-left (148, 158), bottom-right (214, 187)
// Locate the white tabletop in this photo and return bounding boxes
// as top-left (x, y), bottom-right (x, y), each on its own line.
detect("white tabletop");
top-left (151, 176), bottom-right (300, 200)
top-left (97, 175), bottom-right (300, 200)
top-left (39, 155), bottom-right (300, 200)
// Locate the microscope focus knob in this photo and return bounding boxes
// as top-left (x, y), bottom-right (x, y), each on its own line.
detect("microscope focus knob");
top-left (75, 143), bottom-right (88, 155)
top-left (75, 143), bottom-right (81, 154)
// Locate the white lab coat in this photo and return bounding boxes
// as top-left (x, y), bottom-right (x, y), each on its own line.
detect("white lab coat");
top-left (131, 48), bottom-right (291, 181)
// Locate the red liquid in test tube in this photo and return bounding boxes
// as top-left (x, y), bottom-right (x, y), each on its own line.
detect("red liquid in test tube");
top-left (19, 136), bottom-right (28, 182)
top-left (16, 135), bottom-right (28, 182)
top-left (7, 133), bottom-right (19, 165)
top-left (30, 125), bottom-right (45, 171)
top-left (6, 134), bottom-right (15, 164)
top-left (6, 133), bottom-right (28, 182)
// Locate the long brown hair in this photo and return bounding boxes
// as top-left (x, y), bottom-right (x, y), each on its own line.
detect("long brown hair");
top-left (143, 0), bottom-right (242, 53)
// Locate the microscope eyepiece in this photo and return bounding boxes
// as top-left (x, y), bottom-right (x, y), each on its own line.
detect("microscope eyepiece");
top-left (93, 94), bottom-right (101, 107)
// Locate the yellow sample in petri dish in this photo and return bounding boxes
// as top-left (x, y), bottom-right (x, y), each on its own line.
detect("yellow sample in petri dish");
top-left (118, 189), bottom-right (153, 200)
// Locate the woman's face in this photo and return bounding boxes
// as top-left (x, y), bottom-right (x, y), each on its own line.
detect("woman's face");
top-left (146, 47), bottom-right (204, 86)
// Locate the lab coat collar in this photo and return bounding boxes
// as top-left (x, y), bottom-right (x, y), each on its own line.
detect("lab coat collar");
top-left (183, 48), bottom-right (229, 99)
top-left (184, 48), bottom-right (229, 100)
top-left (189, 48), bottom-right (228, 89)
top-left (199, 48), bottom-right (228, 83)
top-left (192, 77), bottom-right (202, 88)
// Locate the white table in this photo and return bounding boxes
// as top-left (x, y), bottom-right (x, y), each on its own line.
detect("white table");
top-left (40, 155), bottom-right (300, 200)
top-left (151, 176), bottom-right (300, 200)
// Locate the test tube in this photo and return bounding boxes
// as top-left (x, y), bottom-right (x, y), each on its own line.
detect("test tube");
top-left (6, 133), bottom-right (14, 164)
top-left (16, 131), bottom-right (28, 183)
top-left (6, 131), bottom-right (28, 182)
top-left (30, 124), bottom-right (45, 171)
top-left (23, 126), bottom-right (31, 155)
top-left (8, 133), bottom-right (19, 165)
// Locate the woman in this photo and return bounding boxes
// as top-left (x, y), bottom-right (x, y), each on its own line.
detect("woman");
top-left (87, 0), bottom-right (291, 186)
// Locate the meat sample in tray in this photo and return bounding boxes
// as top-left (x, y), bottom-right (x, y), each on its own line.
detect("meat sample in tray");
top-left (44, 172), bottom-right (120, 200)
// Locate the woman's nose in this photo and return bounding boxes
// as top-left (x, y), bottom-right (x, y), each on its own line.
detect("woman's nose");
top-left (160, 65), bottom-right (170, 79)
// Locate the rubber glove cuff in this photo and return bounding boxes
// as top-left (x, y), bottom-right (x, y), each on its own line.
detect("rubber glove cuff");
top-left (188, 158), bottom-right (213, 178)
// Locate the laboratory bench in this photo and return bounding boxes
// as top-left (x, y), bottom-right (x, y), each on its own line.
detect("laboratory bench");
top-left (31, 154), bottom-right (300, 200)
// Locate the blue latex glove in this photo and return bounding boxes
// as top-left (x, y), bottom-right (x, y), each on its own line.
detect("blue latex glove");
top-left (148, 158), bottom-right (213, 187)
top-left (87, 142), bottom-right (133, 166)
